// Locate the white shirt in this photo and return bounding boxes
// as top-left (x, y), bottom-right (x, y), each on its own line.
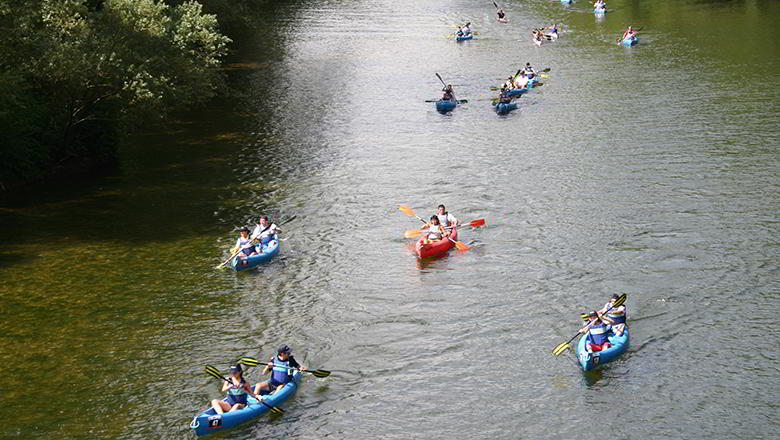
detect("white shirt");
top-left (252, 223), bottom-right (278, 240)
top-left (436, 213), bottom-right (458, 227)
top-left (235, 236), bottom-right (253, 249)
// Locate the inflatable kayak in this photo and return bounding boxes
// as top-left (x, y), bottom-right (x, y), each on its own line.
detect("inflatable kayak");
top-left (576, 327), bottom-right (629, 371)
top-left (415, 228), bottom-right (457, 258)
top-left (594, 8), bottom-right (607, 14)
top-left (435, 99), bottom-right (458, 113)
top-left (190, 371), bottom-right (302, 436)
top-left (231, 235), bottom-right (280, 271)
top-left (621, 35), bottom-right (639, 46)
top-left (561, 0), bottom-right (572, 4)
top-left (495, 102), bottom-right (518, 115)
top-left (507, 87), bottom-right (528, 97)
top-left (456, 34), bottom-right (473, 41)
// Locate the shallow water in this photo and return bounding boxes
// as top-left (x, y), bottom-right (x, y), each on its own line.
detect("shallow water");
top-left (1, 0), bottom-right (778, 438)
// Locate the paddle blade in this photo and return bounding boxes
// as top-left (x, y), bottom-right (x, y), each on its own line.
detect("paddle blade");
top-left (205, 365), bottom-right (225, 381)
top-left (613, 294), bottom-right (627, 308)
top-left (552, 342), bottom-right (571, 356)
top-left (454, 240), bottom-right (470, 251)
top-left (261, 401), bottom-right (284, 415)
top-left (239, 357), bottom-right (260, 367)
top-left (404, 229), bottom-right (422, 238)
top-left (398, 205), bottom-right (416, 216)
top-left (580, 313), bottom-right (590, 321)
top-left (310, 369), bottom-right (331, 378)
top-left (467, 218), bottom-right (485, 227)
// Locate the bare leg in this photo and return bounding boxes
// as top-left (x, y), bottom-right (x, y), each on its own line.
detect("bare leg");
top-left (211, 399), bottom-right (231, 415)
top-left (254, 381), bottom-right (271, 395)
top-left (229, 403), bottom-right (245, 412)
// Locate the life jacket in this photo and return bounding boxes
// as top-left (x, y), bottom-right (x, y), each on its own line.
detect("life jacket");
top-left (427, 224), bottom-right (444, 240)
top-left (436, 213), bottom-right (451, 226)
top-left (588, 322), bottom-right (609, 345)
top-left (237, 236), bottom-right (253, 248)
top-left (606, 306), bottom-right (626, 324)
top-left (524, 67), bottom-right (536, 79)
top-left (442, 91), bottom-right (454, 101)
top-left (226, 377), bottom-right (248, 396)
top-left (270, 356), bottom-right (293, 384)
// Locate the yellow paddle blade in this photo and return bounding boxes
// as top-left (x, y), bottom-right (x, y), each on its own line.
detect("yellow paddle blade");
top-left (398, 205), bottom-right (417, 217)
top-left (405, 229), bottom-right (423, 238)
top-left (552, 343), bottom-right (570, 356)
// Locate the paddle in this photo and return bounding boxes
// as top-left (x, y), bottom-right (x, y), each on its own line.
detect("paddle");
top-left (552, 294), bottom-right (626, 356)
top-left (404, 218), bottom-right (486, 238)
top-left (204, 365), bottom-right (284, 415)
top-left (215, 216), bottom-right (297, 269)
top-left (425, 99), bottom-right (468, 103)
top-left (398, 205), bottom-right (470, 251)
top-left (239, 357), bottom-right (331, 378)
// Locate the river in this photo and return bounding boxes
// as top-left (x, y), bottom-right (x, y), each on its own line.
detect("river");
top-left (1, 0), bottom-right (778, 438)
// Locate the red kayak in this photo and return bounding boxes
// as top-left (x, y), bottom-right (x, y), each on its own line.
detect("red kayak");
top-left (415, 228), bottom-right (458, 258)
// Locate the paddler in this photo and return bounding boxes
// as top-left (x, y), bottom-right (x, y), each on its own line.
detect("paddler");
top-left (523, 62), bottom-right (537, 80)
top-left (598, 294), bottom-right (627, 336)
top-left (579, 311), bottom-right (611, 352)
top-left (496, 8), bottom-right (506, 21)
top-left (234, 227), bottom-right (258, 258)
top-left (442, 84), bottom-right (455, 101)
top-left (211, 364), bottom-right (260, 414)
top-left (622, 25), bottom-right (636, 41)
top-left (254, 345), bottom-right (307, 396)
top-left (435, 204), bottom-right (460, 227)
top-left (421, 215), bottom-right (446, 243)
top-left (462, 22), bottom-right (472, 35)
top-left (251, 216), bottom-right (282, 245)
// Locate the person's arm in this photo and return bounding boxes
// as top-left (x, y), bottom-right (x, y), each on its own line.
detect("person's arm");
top-left (262, 360), bottom-right (273, 375)
top-left (289, 356), bottom-right (307, 372)
top-left (221, 380), bottom-right (231, 392)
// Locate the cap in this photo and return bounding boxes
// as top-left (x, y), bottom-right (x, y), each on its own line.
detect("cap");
top-left (611, 294), bottom-right (620, 300)
top-left (239, 227), bottom-right (250, 233)
top-left (588, 311), bottom-right (598, 318)
top-left (229, 364), bottom-right (242, 373)
top-left (277, 344), bottom-right (291, 354)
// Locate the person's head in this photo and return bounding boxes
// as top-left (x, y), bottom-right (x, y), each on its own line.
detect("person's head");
top-left (437, 204), bottom-right (446, 214)
top-left (430, 215), bottom-right (440, 225)
top-left (526, 62), bottom-right (531, 67)
top-left (259, 215), bottom-right (270, 226)
top-left (277, 344), bottom-right (292, 359)
top-left (239, 227), bottom-right (249, 237)
top-left (588, 311), bottom-right (599, 321)
top-left (610, 294), bottom-right (620, 303)
top-left (229, 364), bottom-right (243, 377)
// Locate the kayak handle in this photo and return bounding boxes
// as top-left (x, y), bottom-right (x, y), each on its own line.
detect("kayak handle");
top-left (190, 417), bottom-right (199, 429)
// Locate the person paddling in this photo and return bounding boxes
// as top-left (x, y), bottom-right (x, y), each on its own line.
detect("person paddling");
top-left (211, 364), bottom-right (260, 414)
top-left (599, 294), bottom-right (627, 336)
top-left (579, 311), bottom-right (611, 352)
top-left (594, 0), bottom-right (606, 9)
top-left (254, 345), bottom-right (307, 396)
top-left (422, 215), bottom-right (446, 243)
top-left (496, 8), bottom-right (506, 21)
top-left (234, 227), bottom-right (258, 259)
top-left (435, 204), bottom-right (459, 227)
top-left (498, 87), bottom-right (512, 104)
top-left (523, 62), bottom-right (537, 80)
top-left (442, 84), bottom-right (455, 101)
top-left (251, 216), bottom-right (281, 246)
top-left (462, 22), bottom-right (472, 35)
top-left (532, 29), bottom-right (544, 46)
top-left (622, 25), bottom-right (636, 41)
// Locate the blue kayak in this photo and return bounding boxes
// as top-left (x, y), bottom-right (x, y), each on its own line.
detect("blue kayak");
top-left (231, 236), bottom-right (280, 271)
top-left (507, 87), bottom-right (528, 97)
top-left (456, 34), bottom-right (473, 41)
top-left (435, 99), bottom-right (458, 112)
top-left (621, 35), bottom-right (639, 46)
top-left (561, 0), bottom-right (572, 4)
top-left (494, 102), bottom-right (518, 115)
top-left (190, 371), bottom-right (302, 436)
top-left (594, 8), bottom-right (607, 14)
top-left (576, 327), bottom-right (629, 371)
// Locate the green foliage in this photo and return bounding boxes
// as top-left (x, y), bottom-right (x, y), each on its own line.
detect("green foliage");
top-left (0, 0), bottom-right (231, 187)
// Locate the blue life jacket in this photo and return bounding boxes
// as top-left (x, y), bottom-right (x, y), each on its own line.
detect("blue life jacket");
top-left (606, 308), bottom-right (626, 324)
top-left (588, 322), bottom-right (609, 345)
top-left (270, 356), bottom-right (293, 384)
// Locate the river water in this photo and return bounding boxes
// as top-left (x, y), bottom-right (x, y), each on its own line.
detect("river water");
top-left (1, 0), bottom-right (778, 438)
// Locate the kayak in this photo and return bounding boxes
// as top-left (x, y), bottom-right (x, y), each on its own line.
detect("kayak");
top-left (231, 235), bottom-right (280, 271)
top-left (497, 17), bottom-right (509, 23)
top-left (190, 371), bottom-right (302, 436)
top-left (561, 0), bottom-right (572, 4)
top-left (507, 87), bottom-right (528, 97)
top-left (435, 99), bottom-right (458, 113)
top-left (576, 327), bottom-right (629, 371)
top-left (456, 34), bottom-right (473, 41)
top-left (415, 228), bottom-right (457, 258)
top-left (621, 35), bottom-right (639, 46)
top-left (594, 8), bottom-right (608, 14)
top-left (533, 38), bottom-right (543, 47)
top-left (495, 102), bottom-right (518, 115)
